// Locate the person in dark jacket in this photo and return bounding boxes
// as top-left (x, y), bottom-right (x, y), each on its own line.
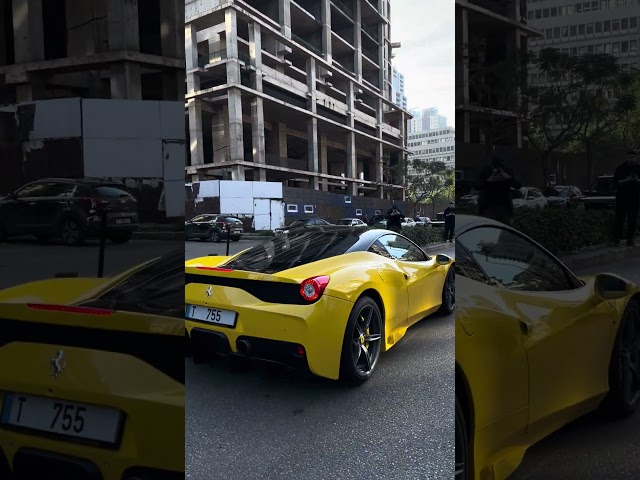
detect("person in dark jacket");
top-left (443, 202), bottom-right (455, 242)
top-left (386, 205), bottom-right (404, 233)
top-left (613, 150), bottom-right (640, 246)
top-left (477, 156), bottom-right (521, 225)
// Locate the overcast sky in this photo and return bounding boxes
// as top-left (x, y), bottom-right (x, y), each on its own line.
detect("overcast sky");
top-left (390, 0), bottom-right (455, 127)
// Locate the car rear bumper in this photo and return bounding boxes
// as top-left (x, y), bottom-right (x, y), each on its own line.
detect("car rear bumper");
top-left (185, 292), bottom-right (354, 380)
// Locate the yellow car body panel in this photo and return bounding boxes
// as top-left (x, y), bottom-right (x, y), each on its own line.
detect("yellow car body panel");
top-left (0, 256), bottom-right (184, 479)
top-left (456, 215), bottom-right (639, 480)
top-left (186, 249), bottom-right (453, 380)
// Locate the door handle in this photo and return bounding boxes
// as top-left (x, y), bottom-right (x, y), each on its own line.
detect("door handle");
top-left (518, 320), bottom-right (530, 335)
top-left (403, 273), bottom-right (409, 280)
top-left (28, 202), bottom-right (37, 206)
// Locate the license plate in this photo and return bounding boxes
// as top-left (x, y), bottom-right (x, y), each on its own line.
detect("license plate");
top-left (1, 392), bottom-right (123, 445)
top-left (115, 218), bottom-right (131, 224)
top-left (233, 230), bottom-right (242, 234)
top-left (185, 305), bottom-right (237, 327)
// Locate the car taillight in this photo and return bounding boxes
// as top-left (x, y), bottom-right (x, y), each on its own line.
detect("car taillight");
top-left (27, 304), bottom-right (114, 316)
top-left (299, 276), bottom-right (330, 302)
top-left (196, 267), bottom-right (234, 272)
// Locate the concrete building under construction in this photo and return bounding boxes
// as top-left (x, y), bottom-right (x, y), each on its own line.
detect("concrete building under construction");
top-left (185, 0), bottom-right (410, 197)
top-left (0, 0), bottom-right (184, 103)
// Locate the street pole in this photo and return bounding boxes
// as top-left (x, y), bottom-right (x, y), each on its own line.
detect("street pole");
top-left (226, 224), bottom-right (231, 256)
top-left (97, 209), bottom-right (107, 278)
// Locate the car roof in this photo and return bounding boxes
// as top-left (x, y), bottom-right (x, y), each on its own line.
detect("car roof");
top-left (37, 177), bottom-right (124, 186)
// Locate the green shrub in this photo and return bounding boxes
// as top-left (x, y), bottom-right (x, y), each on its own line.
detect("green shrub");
top-left (512, 208), bottom-right (614, 254)
top-left (402, 226), bottom-right (446, 245)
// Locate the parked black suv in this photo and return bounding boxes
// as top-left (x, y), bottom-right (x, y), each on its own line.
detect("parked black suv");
top-left (185, 214), bottom-right (244, 242)
top-left (0, 178), bottom-right (139, 245)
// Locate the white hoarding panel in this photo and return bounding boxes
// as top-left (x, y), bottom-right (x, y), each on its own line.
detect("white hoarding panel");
top-left (162, 141), bottom-right (185, 181)
top-left (220, 180), bottom-right (252, 198)
top-left (84, 139), bottom-right (163, 177)
top-left (160, 102), bottom-right (185, 140)
top-left (254, 198), bottom-right (270, 215)
top-left (271, 200), bottom-right (285, 229)
top-left (83, 100), bottom-right (161, 139)
top-left (253, 181), bottom-right (283, 199)
top-left (28, 98), bottom-right (82, 139)
top-left (164, 180), bottom-right (185, 218)
top-left (254, 214), bottom-right (271, 231)
top-left (197, 180), bottom-right (220, 198)
top-left (220, 197), bottom-right (253, 215)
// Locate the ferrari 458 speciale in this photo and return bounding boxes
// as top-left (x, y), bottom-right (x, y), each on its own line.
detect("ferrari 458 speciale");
top-left (186, 226), bottom-right (455, 385)
top-left (0, 251), bottom-right (184, 479)
top-left (455, 215), bottom-right (640, 480)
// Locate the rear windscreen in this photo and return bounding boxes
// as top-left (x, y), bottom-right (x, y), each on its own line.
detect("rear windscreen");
top-left (92, 186), bottom-right (132, 198)
top-left (224, 231), bottom-right (359, 273)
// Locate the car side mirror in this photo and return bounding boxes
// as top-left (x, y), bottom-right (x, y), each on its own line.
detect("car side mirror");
top-left (594, 273), bottom-right (629, 300)
top-left (436, 254), bottom-right (452, 266)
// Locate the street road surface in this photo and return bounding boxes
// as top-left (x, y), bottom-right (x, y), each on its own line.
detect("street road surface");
top-left (0, 238), bottom-right (180, 289)
top-left (510, 254), bottom-right (640, 479)
top-left (186, 243), bottom-right (456, 480)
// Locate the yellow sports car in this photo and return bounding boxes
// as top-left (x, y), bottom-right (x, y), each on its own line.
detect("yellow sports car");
top-left (455, 215), bottom-right (640, 480)
top-left (0, 251), bottom-right (184, 479)
top-left (186, 226), bottom-right (455, 385)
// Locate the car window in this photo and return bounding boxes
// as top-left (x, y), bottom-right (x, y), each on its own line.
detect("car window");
top-left (455, 244), bottom-right (491, 284)
top-left (368, 240), bottom-right (393, 258)
top-left (377, 234), bottom-right (427, 262)
top-left (530, 189), bottom-right (542, 198)
top-left (92, 186), bottom-right (132, 198)
top-left (191, 215), bottom-right (215, 222)
top-left (457, 227), bottom-right (580, 292)
top-left (511, 189), bottom-right (524, 199)
top-left (15, 182), bottom-right (75, 198)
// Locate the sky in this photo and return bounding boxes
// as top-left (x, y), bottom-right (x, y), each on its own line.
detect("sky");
top-left (389, 0), bottom-right (455, 127)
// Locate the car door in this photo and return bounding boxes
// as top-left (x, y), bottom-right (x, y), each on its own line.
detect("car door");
top-left (458, 225), bottom-right (615, 442)
top-left (3, 182), bottom-right (51, 234)
top-left (31, 181), bottom-right (77, 233)
top-left (376, 234), bottom-right (444, 325)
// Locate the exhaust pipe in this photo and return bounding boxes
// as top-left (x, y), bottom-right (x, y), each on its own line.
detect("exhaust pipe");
top-left (236, 339), bottom-right (251, 355)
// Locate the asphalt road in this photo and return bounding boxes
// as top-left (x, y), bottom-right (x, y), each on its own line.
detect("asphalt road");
top-left (510, 253), bottom-right (640, 480)
top-left (186, 243), bottom-right (456, 480)
top-left (0, 237), bottom-right (181, 289)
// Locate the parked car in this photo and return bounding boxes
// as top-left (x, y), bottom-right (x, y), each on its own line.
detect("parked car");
top-left (0, 178), bottom-right (138, 246)
top-left (338, 218), bottom-right (367, 227)
top-left (185, 214), bottom-right (244, 242)
top-left (544, 185), bottom-right (583, 208)
top-left (458, 190), bottom-right (480, 209)
top-left (401, 218), bottom-right (417, 228)
top-left (582, 175), bottom-right (616, 209)
top-left (429, 213), bottom-right (446, 227)
top-left (512, 187), bottom-right (548, 209)
top-left (275, 218), bottom-right (332, 234)
top-left (414, 216), bottom-right (430, 227)
top-left (367, 214), bottom-right (386, 226)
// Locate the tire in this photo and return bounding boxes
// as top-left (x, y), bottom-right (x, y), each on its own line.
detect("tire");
top-left (59, 218), bottom-right (85, 246)
top-left (209, 229), bottom-right (221, 243)
top-left (455, 395), bottom-right (470, 480)
top-left (438, 267), bottom-right (455, 315)
top-left (108, 231), bottom-right (132, 244)
top-left (600, 300), bottom-right (640, 417)
top-left (339, 296), bottom-right (383, 386)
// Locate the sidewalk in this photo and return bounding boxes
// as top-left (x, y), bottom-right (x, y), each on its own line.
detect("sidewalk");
top-left (132, 223), bottom-right (184, 241)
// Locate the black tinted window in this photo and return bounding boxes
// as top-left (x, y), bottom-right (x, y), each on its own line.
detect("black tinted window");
top-left (92, 186), bottom-right (132, 198)
top-left (225, 231), bottom-right (360, 273)
top-left (15, 182), bottom-right (75, 198)
top-left (191, 215), bottom-right (216, 222)
top-left (457, 227), bottom-right (580, 292)
top-left (377, 235), bottom-right (427, 262)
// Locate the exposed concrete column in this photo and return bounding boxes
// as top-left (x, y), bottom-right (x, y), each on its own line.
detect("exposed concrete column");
top-left (225, 9), bottom-right (241, 86)
top-left (346, 81), bottom-right (357, 194)
top-left (185, 23), bottom-right (200, 94)
top-left (248, 22), bottom-right (263, 91)
top-left (320, 136), bottom-right (329, 191)
top-left (321, 0), bottom-right (332, 62)
top-left (376, 98), bottom-right (383, 138)
top-left (159, 0), bottom-right (184, 100)
top-left (279, 0), bottom-right (292, 38)
top-left (228, 88), bottom-right (246, 181)
top-left (211, 106), bottom-right (228, 164)
top-left (277, 122), bottom-right (288, 167)
top-left (108, 0), bottom-right (141, 99)
top-left (306, 58), bottom-right (320, 189)
top-left (378, 22), bottom-right (385, 90)
top-left (13, 0), bottom-right (45, 63)
top-left (354, 0), bottom-right (363, 82)
top-left (375, 143), bottom-right (384, 198)
top-left (251, 97), bottom-right (267, 180)
top-left (188, 99), bottom-right (205, 180)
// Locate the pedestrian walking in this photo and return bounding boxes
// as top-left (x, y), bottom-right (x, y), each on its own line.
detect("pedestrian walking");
top-left (443, 202), bottom-right (455, 242)
top-left (386, 204), bottom-right (404, 233)
top-left (477, 155), bottom-right (521, 225)
top-left (613, 150), bottom-right (640, 247)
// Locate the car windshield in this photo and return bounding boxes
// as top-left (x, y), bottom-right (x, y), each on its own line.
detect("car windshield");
top-left (339, 220), bottom-right (353, 225)
top-left (224, 231), bottom-right (360, 273)
top-left (436, 214), bottom-right (445, 221)
top-left (287, 220), bottom-right (305, 228)
top-left (511, 189), bottom-right (525, 199)
top-left (225, 217), bottom-right (242, 223)
top-left (544, 187), bottom-right (561, 196)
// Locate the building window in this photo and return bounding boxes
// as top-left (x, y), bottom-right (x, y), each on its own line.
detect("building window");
top-left (355, 209), bottom-right (363, 216)
top-left (563, 26), bottom-right (570, 37)
top-left (587, 44), bottom-right (595, 53)
top-left (613, 42), bottom-right (620, 53)
top-left (631, 39), bottom-right (638, 52)
top-left (587, 23), bottom-right (594, 34)
top-left (596, 43), bottom-right (604, 53)
top-left (287, 204), bottom-right (298, 213)
top-left (576, 3), bottom-right (582, 12)
top-left (304, 205), bottom-right (314, 214)
top-left (570, 25), bottom-right (577, 36)
top-left (595, 21), bottom-right (603, 33)
top-left (592, 1), bottom-right (599, 9)
top-left (579, 24), bottom-right (586, 35)
top-left (604, 20), bottom-right (611, 32)
top-left (621, 40), bottom-right (629, 52)
top-left (621, 17), bottom-right (628, 29)
top-left (344, 196), bottom-right (352, 204)
top-left (584, 2), bottom-right (590, 11)
top-left (631, 17), bottom-right (638, 29)
top-left (613, 19), bottom-right (620, 31)
top-left (554, 27), bottom-right (561, 38)
top-left (551, 7), bottom-right (558, 15)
